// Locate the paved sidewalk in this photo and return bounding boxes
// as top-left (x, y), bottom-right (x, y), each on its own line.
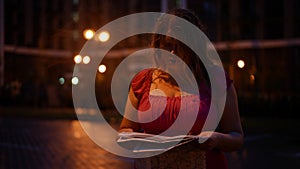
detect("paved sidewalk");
top-left (0, 118), bottom-right (133, 169)
top-left (1, 116), bottom-right (300, 169)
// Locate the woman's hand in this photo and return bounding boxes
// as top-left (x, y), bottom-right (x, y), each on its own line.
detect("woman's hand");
top-left (119, 128), bottom-right (134, 133)
top-left (195, 84), bottom-right (244, 152)
top-left (197, 130), bottom-right (243, 151)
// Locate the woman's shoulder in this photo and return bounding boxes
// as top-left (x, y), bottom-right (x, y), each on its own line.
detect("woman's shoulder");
top-left (131, 68), bottom-right (154, 99)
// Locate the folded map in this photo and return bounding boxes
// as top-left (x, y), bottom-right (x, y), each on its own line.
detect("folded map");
top-left (117, 132), bottom-right (202, 153)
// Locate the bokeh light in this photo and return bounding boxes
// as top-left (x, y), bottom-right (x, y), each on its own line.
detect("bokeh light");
top-left (71, 77), bottom-right (79, 85)
top-left (98, 31), bottom-right (110, 42)
top-left (74, 54), bottom-right (82, 64)
top-left (82, 56), bottom-right (91, 64)
top-left (237, 60), bottom-right (245, 68)
top-left (98, 64), bottom-right (107, 73)
top-left (58, 77), bottom-right (65, 85)
top-left (250, 74), bottom-right (255, 81)
top-left (83, 29), bottom-right (95, 40)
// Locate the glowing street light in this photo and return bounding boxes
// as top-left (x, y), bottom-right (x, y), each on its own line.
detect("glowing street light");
top-left (74, 54), bottom-right (82, 64)
top-left (72, 77), bottom-right (79, 85)
top-left (237, 60), bottom-right (245, 69)
top-left (58, 77), bottom-right (65, 85)
top-left (98, 64), bottom-right (107, 73)
top-left (83, 29), bottom-right (95, 40)
top-left (250, 74), bottom-right (255, 81)
top-left (82, 55), bottom-right (90, 64)
top-left (98, 31), bottom-right (110, 42)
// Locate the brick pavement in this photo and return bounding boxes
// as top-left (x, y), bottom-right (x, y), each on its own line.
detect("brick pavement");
top-left (1, 116), bottom-right (300, 169)
top-left (0, 118), bottom-right (134, 169)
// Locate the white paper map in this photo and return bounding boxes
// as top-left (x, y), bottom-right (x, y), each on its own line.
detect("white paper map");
top-left (117, 132), bottom-right (203, 153)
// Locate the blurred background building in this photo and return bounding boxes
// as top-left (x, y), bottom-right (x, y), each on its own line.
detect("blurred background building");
top-left (1, 0), bottom-right (299, 116)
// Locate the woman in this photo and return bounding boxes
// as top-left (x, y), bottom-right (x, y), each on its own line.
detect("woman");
top-left (119, 8), bottom-right (244, 169)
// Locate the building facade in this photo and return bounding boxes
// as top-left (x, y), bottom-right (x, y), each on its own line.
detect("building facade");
top-left (1, 0), bottom-right (300, 115)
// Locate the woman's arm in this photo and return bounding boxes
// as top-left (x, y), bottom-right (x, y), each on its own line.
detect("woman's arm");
top-left (199, 84), bottom-right (244, 152)
top-left (119, 87), bottom-right (141, 132)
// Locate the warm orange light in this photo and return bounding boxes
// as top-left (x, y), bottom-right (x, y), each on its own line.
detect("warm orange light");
top-left (74, 54), bottom-right (82, 64)
top-left (98, 64), bottom-right (107, 73)
top-left (237, 60), bottom-right (245, 68)
top-left (250, 74), bottom-right (255, 81)
top-left (83, 29), bottom-right (95, 40)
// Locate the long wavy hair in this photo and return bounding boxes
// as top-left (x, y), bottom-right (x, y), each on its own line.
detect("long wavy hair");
top-left (150, 8), bottom-right (211, 88)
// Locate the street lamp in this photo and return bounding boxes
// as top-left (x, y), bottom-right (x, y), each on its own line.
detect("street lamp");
top-left (98, 64), bottom-right (106, 73)
top-left (237, 60), bottom-right (245, 69)
top-left (74, 54), bottom-right (82, 64)
top-left (71, 76), bottom-right (79, 85)
top-left (82, 55), bottom-right (90, 64)
top-left (250, 74), bottom-right (255, 85)
top-left (83, 29), bottom-right (95, 40)
top-left (58, 77), bottom-right (65, 85)
top-left (98, 31), bottom-right (110, 42)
